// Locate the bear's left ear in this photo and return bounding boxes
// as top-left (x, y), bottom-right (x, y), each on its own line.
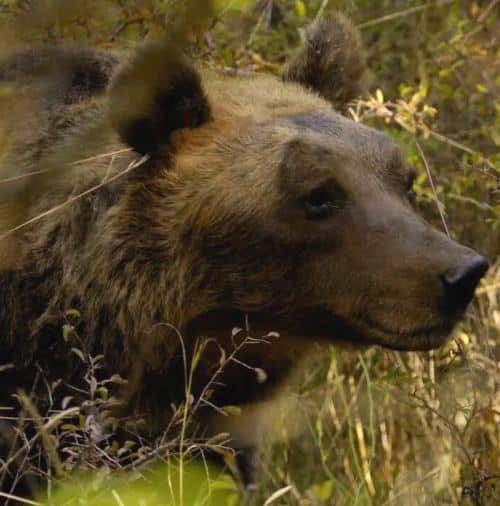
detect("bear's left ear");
top-left (283, 12), bottom-right (366, 111)
top-left (108, 41), bottom-right (211, 155)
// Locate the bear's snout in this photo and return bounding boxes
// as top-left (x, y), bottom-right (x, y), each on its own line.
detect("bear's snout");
top-left (441, 253), bottom-right (489, 316)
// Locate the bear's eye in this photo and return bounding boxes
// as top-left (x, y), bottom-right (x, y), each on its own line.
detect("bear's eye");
top-left (406, 170), bottom-right (417, 205)
top-left (303, 186), bottom-right (343, 219)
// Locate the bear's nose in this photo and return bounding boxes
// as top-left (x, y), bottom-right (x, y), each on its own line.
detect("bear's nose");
top-left (441, 254), bottom-right (489, 314)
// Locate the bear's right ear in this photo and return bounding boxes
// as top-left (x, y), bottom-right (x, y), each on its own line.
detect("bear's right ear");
top-left (108, 42), bottom-right (211, 155)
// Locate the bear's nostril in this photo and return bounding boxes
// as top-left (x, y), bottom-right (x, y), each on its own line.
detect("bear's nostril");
top-left (441, 254), bottom-right (489, 313)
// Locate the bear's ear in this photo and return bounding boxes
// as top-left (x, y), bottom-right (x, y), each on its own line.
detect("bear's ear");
top-left (108, 41), bottom-right (211, 155)
top-left (283, 12), bottom-right (366, 111)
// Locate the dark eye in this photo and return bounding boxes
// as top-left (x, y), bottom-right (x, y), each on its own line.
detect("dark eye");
top-left (303, 186), bottom-right (342, 219)
top-left (406, 171), bottom-right (417, 204)
top-left (407, 187), bottom-right (416, 204)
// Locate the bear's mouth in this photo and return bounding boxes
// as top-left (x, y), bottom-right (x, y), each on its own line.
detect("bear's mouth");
top-left (339, 317), bottom-right (454, 351)
top-left (297, 309), bottom-right (455, 351)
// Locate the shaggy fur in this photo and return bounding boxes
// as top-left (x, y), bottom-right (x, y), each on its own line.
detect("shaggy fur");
top-left (0, 47), bottom-right (120, 270)
top-left (0, 13), bottom-right (487, 490)
top-left (283, 12), bottom-right (366, 109)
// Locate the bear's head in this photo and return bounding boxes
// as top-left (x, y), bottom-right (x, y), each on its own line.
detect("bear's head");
top-left (108, 13), bottom-right (488, 352)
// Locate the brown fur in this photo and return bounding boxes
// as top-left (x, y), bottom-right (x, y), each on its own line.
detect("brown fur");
top-left (283, 12), bottom-right (366, 109)
top-left (0, 13), bottom-right (488, 488)
top-left (0, 46), bottom-right (119, 270)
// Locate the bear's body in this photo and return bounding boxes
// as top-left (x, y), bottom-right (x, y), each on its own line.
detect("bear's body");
top-left (0, 13), bottom-right (488, 491)
top-left (1, 63), bottom-right (339, 411)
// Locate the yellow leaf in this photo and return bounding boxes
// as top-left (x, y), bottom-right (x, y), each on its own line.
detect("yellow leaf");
top-left (295, 0), bottom-right (307, 17)
top-left (221, 405), bottom-right (242, 416)
top-left (456, 331), bottom-right (470, 345)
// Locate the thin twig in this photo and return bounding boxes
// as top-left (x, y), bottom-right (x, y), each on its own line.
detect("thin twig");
top-left (382, 467), bottom-right (441, 505)
top-left (69, 148), bottom-right (133, 166)
top-left (315, 0), bottom-right (330, 22)
top-left (0, 492), bottom-right (42, 506)
top-left (114, 16), bottom-right (144, 37)
top-left (0, 154), bottom-right (148, 241)
top-left (461, 0), bottom-right (500, 41)
top-left (448, 193), bottom-right (493, 211)
top-left (357, 0), bottom-right (455, 29)
top-left (0, 169), bottom-right (51, 185)
top-left (0, 148), bottom-right (132, 185)
top-left (17, 391), bottom-right (65, 477)
top-left (0, 407), bottom-right (79, 474)
top-left (416, 141), bottom-right (450, 237)
top-left (428, 130), bottom-right (497, 173)
top-left (247, 0), bottom-right (272, 47)
top-left (353, 97), bottom-right (497, 177)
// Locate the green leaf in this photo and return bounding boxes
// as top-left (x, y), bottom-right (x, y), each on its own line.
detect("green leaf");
top-left (62, 324), bottom-right (74, 341)
top-left (97, 387), bottom-right (109, 400)
top-left (65, 308), bottom-right (81, 319)
top-left (71, 347), bottom-right (85, 362)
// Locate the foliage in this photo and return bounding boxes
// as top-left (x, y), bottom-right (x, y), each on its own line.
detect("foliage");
top-left (39, 462), bottom-right (239, 506)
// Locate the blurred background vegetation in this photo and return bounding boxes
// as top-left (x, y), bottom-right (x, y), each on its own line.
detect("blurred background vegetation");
top-left (0, 1), bottom-right (498, 505)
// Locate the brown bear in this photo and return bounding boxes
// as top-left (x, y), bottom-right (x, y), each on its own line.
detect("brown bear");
top-left (0, 12), bottom-right (489, 490)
